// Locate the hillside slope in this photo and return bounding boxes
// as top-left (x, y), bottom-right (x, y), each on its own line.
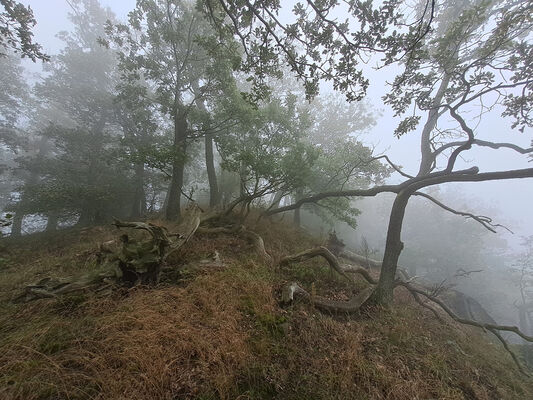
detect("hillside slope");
top-left (0, 217), bottom-right (532, 400)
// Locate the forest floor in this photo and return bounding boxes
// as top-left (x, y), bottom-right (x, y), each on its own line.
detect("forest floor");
top-left (0, 215), bottom-right (532, 399)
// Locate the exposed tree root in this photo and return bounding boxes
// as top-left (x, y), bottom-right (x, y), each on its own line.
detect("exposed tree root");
top-left (341, 265), bottom-right (377, 285)
top-left (396, 281), bottom-right (532, 375)
top-left (13, 274), bottom-right (116, 303)
top-left (279, 245), bottom-right (532, 374)
top-left (112, 206), bottom-right (201, 284)
top-left (281, 282), bottom-right (376, 314)
top-left (279, 247), bottom-right (378, 313)
top-left (15, 209), bottom-right (203, 302)
top-left (197, 224), bottom-right (272, 264)
top-left (279, 246), bottom-right (356, 284)
top-left (240, 227), bottom-right (272, 264)
top-left (340, 249), bottom-right (382, 269)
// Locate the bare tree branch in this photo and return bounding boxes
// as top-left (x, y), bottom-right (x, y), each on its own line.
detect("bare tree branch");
top-left (433, 139), bottom-right (533, 160)
top-left (396, 281), bottom-right (533, 375)
top-left (266, 167), bottom-right (533, 217)
top-left (413, 191), bottom-right (513, 234)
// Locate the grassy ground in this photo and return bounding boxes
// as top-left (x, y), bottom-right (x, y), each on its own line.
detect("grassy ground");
top-left (0, 217), bottom-right (532, 399)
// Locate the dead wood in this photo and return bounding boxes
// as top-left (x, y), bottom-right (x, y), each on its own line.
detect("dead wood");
top-left (396, 280), bottom-right (532, 375)
top-left (113, 207), bottom-right (201, 284)
top-left (13, 273), bottom-right (116, 303)
top-left (340, 250), bottom-right (382, 269)
top-left (197, 224), bottom-right (272, 264)
top-left (15, 209), bottom-right (203, 302)
top-left (279, 247), bottom-right (379, 313)
top-left (279, 246), bottom-right (355, 284)
top-left (281, 282), bottom-right (376, 314)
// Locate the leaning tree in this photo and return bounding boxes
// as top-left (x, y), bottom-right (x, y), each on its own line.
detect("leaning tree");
top-left (202, 0), bottom-right (533, 305)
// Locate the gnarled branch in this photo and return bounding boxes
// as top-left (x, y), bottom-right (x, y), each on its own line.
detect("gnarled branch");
top-left (413, 191), bottom-right (513, 233)
top-left (396, 281), bottom-right (532, 375)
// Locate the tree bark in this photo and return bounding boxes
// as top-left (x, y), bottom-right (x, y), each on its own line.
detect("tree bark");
top-left (166, 109), bottom-right (187, 221)
top-left (270, 191), bottom-right (284, 209)
top-left (293, 191), bottom-right (303, 227)
top-left (191, 80), bottom-right (220, 208)
top-left (10, 212), bottom-right (22, 237)
top-left (45, 211), bottom-right (58, 232)
top-left (417, 73), bottom-right (451, 176)
top-left (372, 189), bottom-right (412, 305)
top-left (130, 162), bottom-right (146, 218)
top-left (205, 133), bottom-right (220, 207)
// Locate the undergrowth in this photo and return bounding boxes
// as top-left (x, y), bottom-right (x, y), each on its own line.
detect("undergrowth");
top-left (0, 216), bottom-right (531, 399)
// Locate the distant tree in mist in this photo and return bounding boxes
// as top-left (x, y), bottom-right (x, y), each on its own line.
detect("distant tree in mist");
top-left (7, 0), bottom-right (133, 231)
top-left (0, 51), bottom-right (29, 150)
top-left (104, 0), bottom-right (241, 220)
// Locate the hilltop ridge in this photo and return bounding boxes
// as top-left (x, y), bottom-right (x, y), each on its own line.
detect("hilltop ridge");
top-left (0, 216), bottom-right (532, 399)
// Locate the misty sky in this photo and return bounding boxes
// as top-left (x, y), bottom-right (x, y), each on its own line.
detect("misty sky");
top-left (21, 0), bottom-right (533, 250)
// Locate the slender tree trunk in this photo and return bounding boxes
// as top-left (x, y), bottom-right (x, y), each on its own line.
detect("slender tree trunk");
top-left (11, 136), bottom-right (51, 237)
top-left (417, 74), bottom-right (451, 176)
top-left (239, 162), bottom-right (247, 198)
top-left (293, 191), bottom-right (303, 227)
top-left (45, 212), bottom-right (58, 232)
top-left (166, 110), bottom-right (187, 221)
top-left (131, 162), bottom-right (146, 218)
top-left (191, 81), bottom-right (220, 208)
top-left (77, 120), bottom-right (106, 226)
top-left (77, 209), bottom-right (92, 226)
top-left (205, 134), bottom-right (219, 207)
top-left (270, 191), bottom-right (284, 209)
top-left (10, 212), bottom-right (22, 237)
top-left (372, 189), bottom-right (412, 305)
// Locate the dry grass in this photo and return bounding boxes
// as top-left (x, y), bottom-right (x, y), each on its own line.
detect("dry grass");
top-left (1, 215), bottom-right (532, 399)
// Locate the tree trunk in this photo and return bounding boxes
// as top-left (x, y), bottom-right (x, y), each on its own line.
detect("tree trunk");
top-left (372, 189), bottom-right (412, 305)
top-left (10, 212), bottom-right (22, 237)
top-left (190, 80), bottom-right (220, 208)
top-left (205, 133), bottom-right (219, 207)
top-left (294, 205), bottom-right (301, 227)
top-left (293, 191), bottom-right (303, 227)
top-left (77, 209), bottom-right (92, 226)
top-left (417, 74), bottom-right (451, 176)
top-left (270, 191), bottom-right (284, 209)
top-left (130, 162), bottom-right (146, 218)
top-left (165, 110), bottom-right (187, 221)
top-left (11, 136), bottom-right (51, 237)
top-left (239, 162), bottom-right (247, 198)
top-left (45, 212), bottom-right (58, 232)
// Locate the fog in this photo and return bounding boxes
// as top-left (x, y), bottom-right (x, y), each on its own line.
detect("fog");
top-left (1, 0), bottom-right (533, 341)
